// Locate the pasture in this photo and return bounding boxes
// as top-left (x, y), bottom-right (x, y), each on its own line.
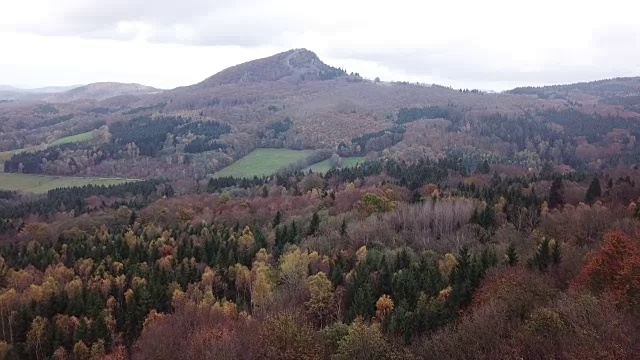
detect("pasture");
top-left (214, 148), bottom-right (312, 178)
top-left (0, 173), bottom-right (133, 193)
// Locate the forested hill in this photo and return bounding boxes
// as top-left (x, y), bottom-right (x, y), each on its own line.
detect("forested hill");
top-left (194, 48), bottom-right (348, 87)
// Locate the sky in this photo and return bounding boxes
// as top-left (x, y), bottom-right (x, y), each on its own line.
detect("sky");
top-left (1, 0), bottom-right (639, 91)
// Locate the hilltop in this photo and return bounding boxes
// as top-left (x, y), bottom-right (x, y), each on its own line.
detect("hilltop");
top-left (195, 48), bottom-right (347, 88)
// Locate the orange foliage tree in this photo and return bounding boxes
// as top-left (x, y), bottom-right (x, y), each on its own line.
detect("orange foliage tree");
top-left (573, 230), bottom-right (640, 308)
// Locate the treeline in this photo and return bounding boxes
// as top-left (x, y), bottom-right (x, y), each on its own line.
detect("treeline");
top-left (349, 126), bottom-right (405, 155)
top-left (4, 147), bottom-right (64, 173)
top-left (122, 102), bottom-right (167, 115)
top-left (538, 109), bottom-right (640, 144)
top-left (206, 157), bottom-right (472, 194)
top-left (0, 179), bottom-right (168, 221)
top-left (110, 116), bottom-right (231, 156)
top-left (319, 66), bottom-right (347, 80)
top-left (396, 106), bottom-right (450, 124)
top-left (4, 117), bottom-right (232, 174)
top-left (28, 114), bottom-right (75, 130)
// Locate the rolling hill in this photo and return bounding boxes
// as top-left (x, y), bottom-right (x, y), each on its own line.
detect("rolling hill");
top-left (43, 82), bottom-right (163, 102)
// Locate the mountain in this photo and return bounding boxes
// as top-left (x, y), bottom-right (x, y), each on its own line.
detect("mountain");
top-left (0, 85), bottom-right (82, 101)
top-left (0, 85), bottom-right (22, 92)
top-left (27, 85), bottom-right (83, 94)
top-left (43, 82), bottom-right (162, 102)
top-left (195, 48), bottom-right (347, 88)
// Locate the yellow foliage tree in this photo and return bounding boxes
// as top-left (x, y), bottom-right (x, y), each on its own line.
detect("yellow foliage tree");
top-left (238, 226), bottom-right (255, 249)
top-left (375, 294), bottom-right (394, 322)
top-left (26, 316), bottom-right (47, 360)
top-left (306, 272), bottom-right (334, 327)
top-left (279, 246), bottom-right (319, 291)
top-left (73, 340), bottom-right (90, 360)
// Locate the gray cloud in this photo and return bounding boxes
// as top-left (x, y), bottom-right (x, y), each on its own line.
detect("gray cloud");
top-left (16, 0), bottom-right (297, 46)
top-left (329, 34), bottom-right (640, 88)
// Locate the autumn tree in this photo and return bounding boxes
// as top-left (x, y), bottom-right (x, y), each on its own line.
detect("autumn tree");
top-left (375, 294), bottom-right (394, 323)
top-left (73, 340), bottom-right (90, 360)
top-left (259, 313), bottom-right (321, 360)
top-left (333, 318), bottom-right (403, 360)
top-left (26, 316), bottom-right (48, 360)
top-left (573, 230), bottom-right (640, 307)
top-left (306, 272), bottom-right (334, 327)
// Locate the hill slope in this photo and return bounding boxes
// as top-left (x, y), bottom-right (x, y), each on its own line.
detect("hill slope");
top-left (195, 48), bottom-right (346, 88)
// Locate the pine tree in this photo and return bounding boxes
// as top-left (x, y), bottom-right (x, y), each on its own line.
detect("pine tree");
top-left (505, 243), bottom-right (519, 266)
top-left (340, 218), bottom-right (348, 237)
top-left (529, 238), bottom-right (552, 271)
top-left (548, 177), bottom-right (564, 209)
top-left (478, 160), bottom-right (491, 174)
top-left (308, 212), bottom-right (320, 236)
top-left (551, 240), bottom-right (562, 265)
top-left (584, 177), bottom-right (601, 205)
top-left (273, 211), bottom-right (282, 227)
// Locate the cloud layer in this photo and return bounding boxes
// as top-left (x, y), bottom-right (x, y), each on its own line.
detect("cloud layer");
top-left (1, 0), bottom-right (640, 90)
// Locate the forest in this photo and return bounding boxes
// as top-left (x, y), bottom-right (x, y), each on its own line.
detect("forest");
top-left (0, 149), bottom-right (639, 359)
top-left (0, 55), bottom-right (640, 359)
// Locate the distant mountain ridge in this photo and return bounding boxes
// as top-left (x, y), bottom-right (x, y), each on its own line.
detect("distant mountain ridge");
top-left (508, 76), bottom-right (640, 96)
top-left (43, 82), bottom-right (163, 102)
top-left (0, 85), bottom-right (81, 93)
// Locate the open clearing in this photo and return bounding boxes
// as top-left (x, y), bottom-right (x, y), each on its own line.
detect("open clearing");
top-left (0, 131), bottom-right (95, 161)
top-left (304, 157), bottom-right (367, 173)
top-left (50, 130), bottom-right (94, 146)
top-left (0, 173), bottom-right (134, 193)
top-left (214, 148), bottom-right (312, 178)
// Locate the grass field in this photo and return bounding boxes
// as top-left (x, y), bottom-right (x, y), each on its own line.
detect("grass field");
top-left (0, 131), bottom-right (95, 162)
top-left (214, 148), bottom-right (312, 178)
top-left (304, 157), bottom-right (367, 173)
top-left (50, 131), bottom-right (94, 146)
top-left (0, 173), bottom-right (134, 193)
top-left (0, 147), bottom-right (34, 161)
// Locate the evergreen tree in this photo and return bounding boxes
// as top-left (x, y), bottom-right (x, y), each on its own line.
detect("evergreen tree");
top-left (551, 240), bottom-right (562, 265)
top-left (340, 218), bottom-right (348, 237)
top-left (505, 243), bottom-right (519, 266)
top-left (584, 177), bottom-right (601, 205)
top-left (273, 211), bottom-right (282, 227)
top-left (529, 238), bottom-right (552, 271)
top-left (410, 190), bottom-right (423, 203)
top-left (478, 160), bottom-right (491, 174)
top-left (308, 212), bottom-right (320, 236)
top-left (548, 177), bottom-right (564, 209)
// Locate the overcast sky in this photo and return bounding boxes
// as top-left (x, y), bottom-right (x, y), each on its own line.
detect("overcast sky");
top-left (1, 0), bottom-right (639, 91)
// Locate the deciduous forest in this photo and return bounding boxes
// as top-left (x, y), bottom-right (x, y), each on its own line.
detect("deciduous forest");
top-left (0, 49), bottom-right (639, 359)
